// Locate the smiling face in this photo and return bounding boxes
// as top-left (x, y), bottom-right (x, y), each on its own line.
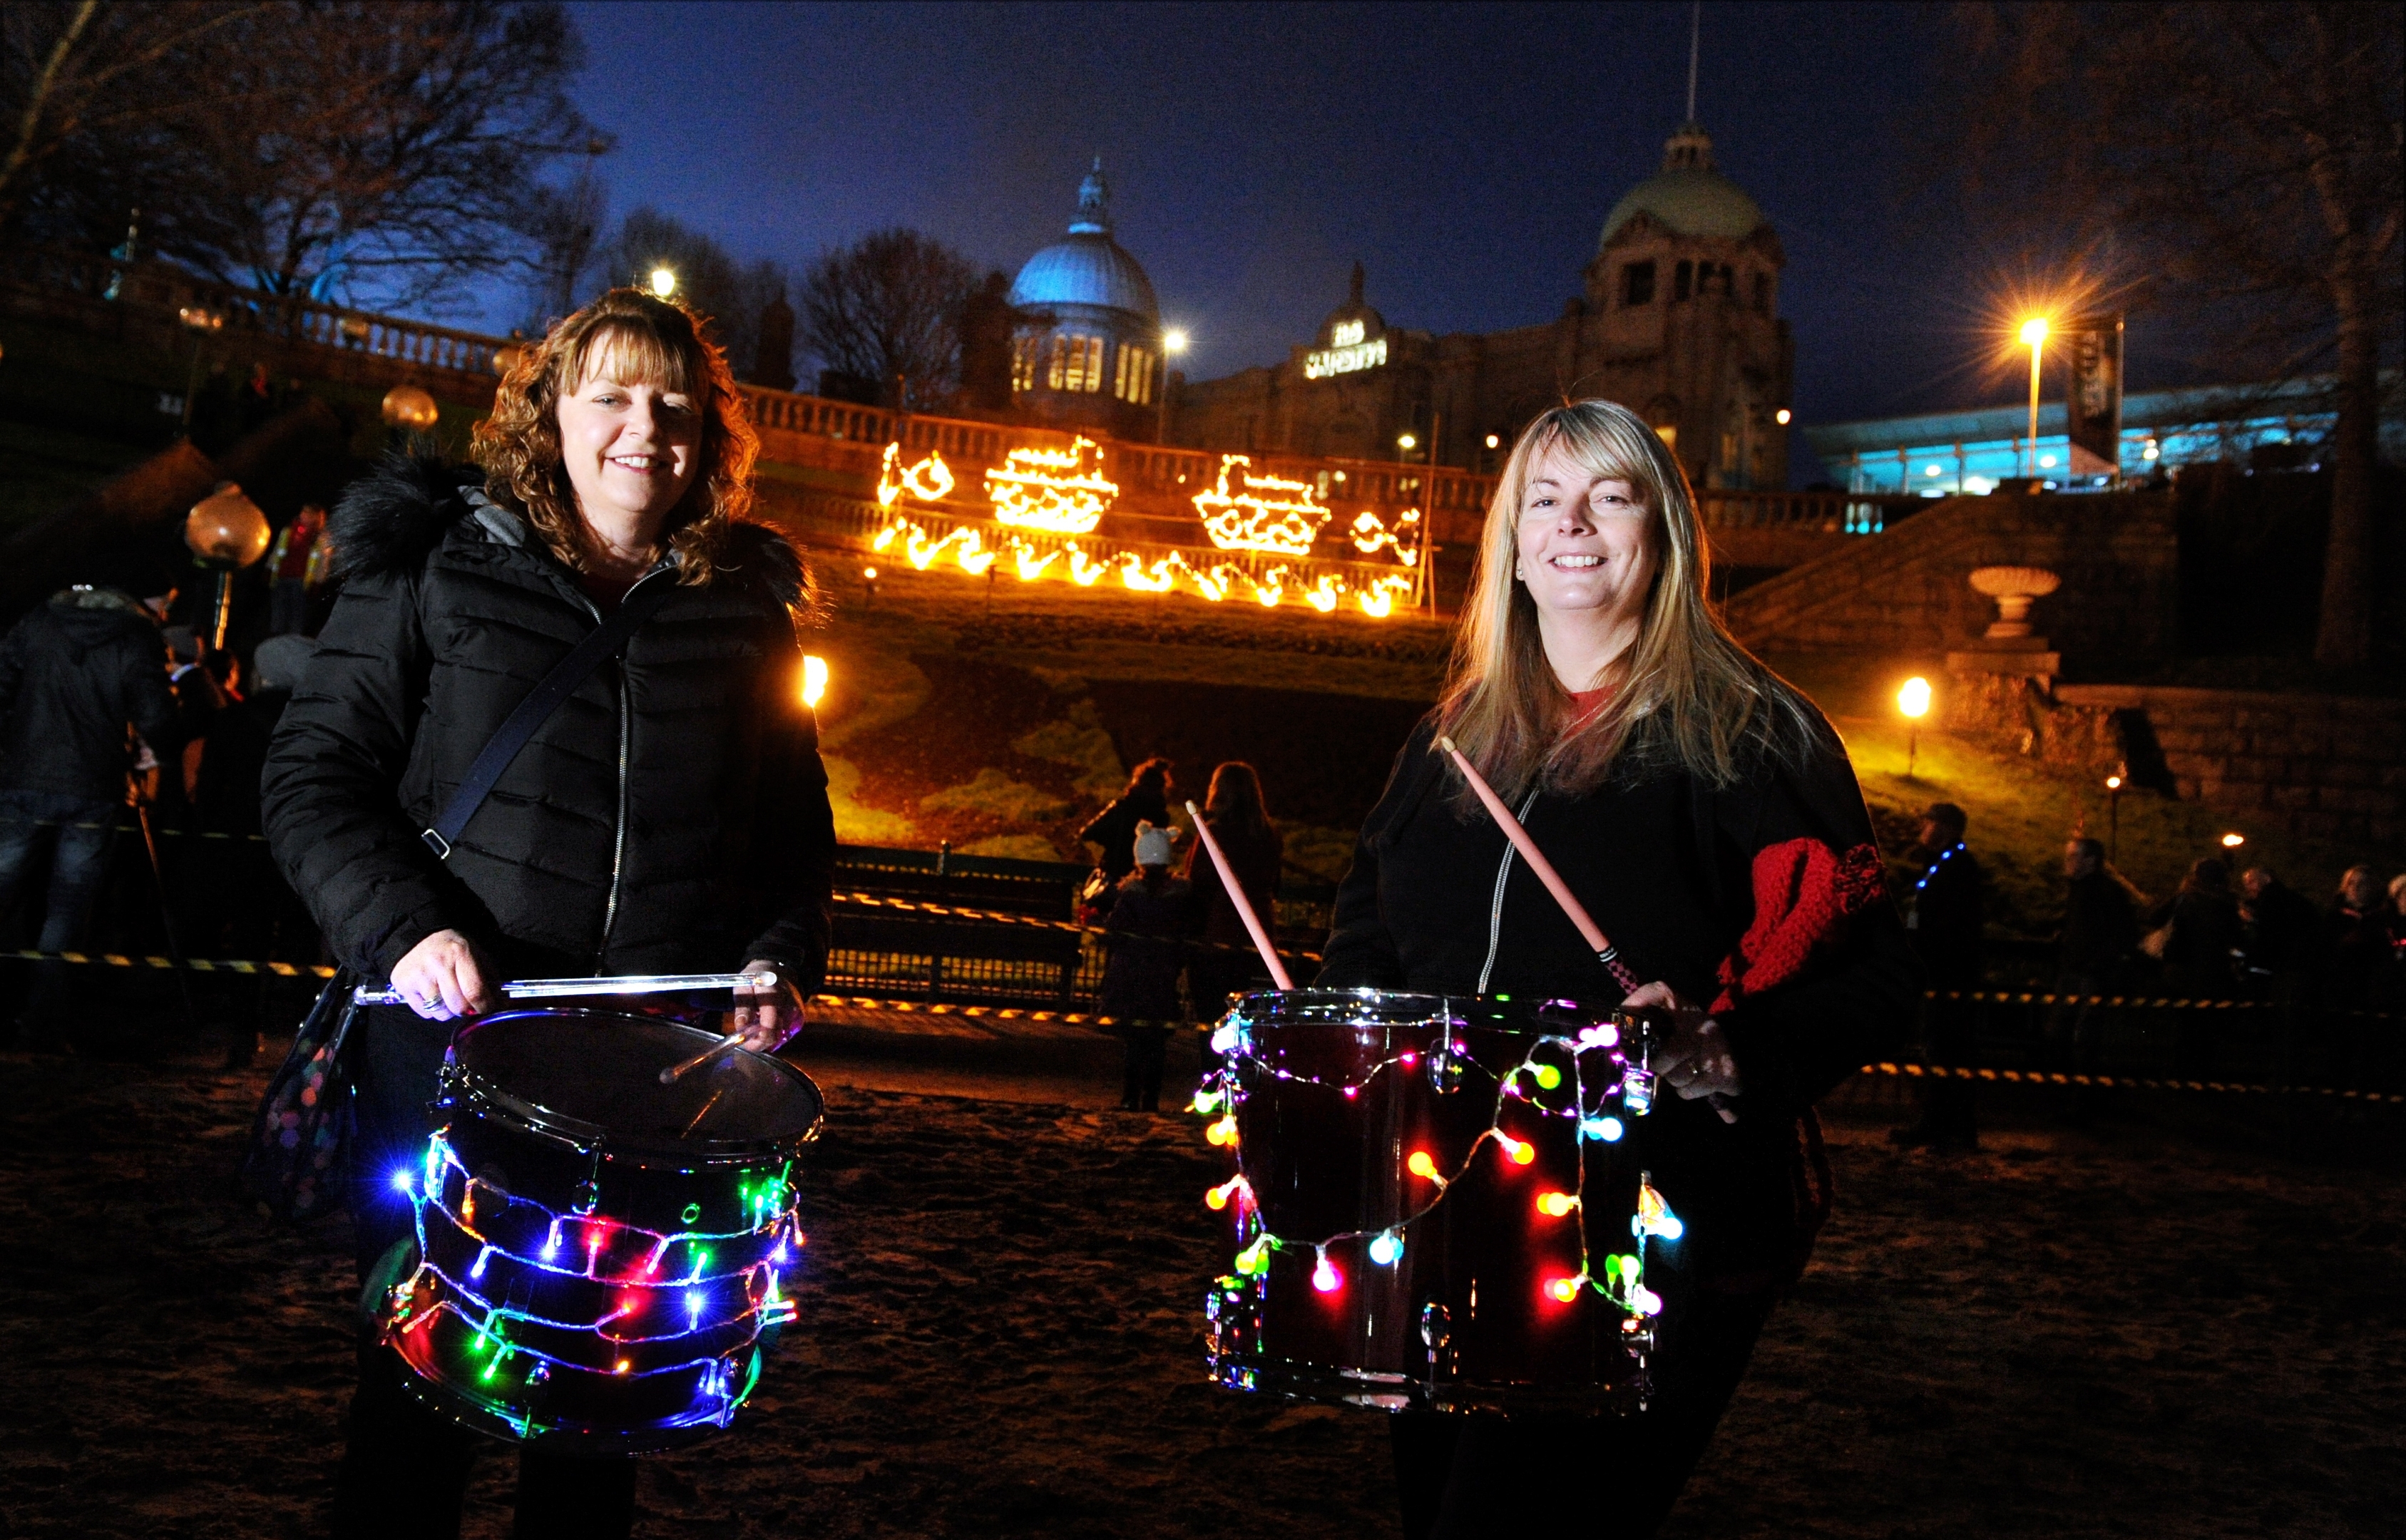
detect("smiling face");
top-left (1513, 439), bottom-right (1658, 645)
top-left (553, 337), bottom-right (704, 545)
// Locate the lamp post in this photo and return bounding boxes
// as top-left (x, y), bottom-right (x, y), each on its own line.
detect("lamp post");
top-left (2104, 770), bottom-right (2124, 862)
top-left (650, 266), bottom-right (677, 299)
top-left (2019, 317), bottom-right (2049, 478)
top-left (1159, 328), bottom-right (1187, 444)
top-left (1897, 676), bottom-right (1932, 779)
top-left (183, 481), bottom-right (272, 656)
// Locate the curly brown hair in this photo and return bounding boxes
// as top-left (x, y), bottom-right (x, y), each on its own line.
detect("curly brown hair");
top-left (471, 288), bottom-right (759, 585)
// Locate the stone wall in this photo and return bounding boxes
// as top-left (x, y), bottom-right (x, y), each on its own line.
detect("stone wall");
top-left (1724, 491), bottom-right (2179, 666)
top-left (1945, 673), bottom-right (2406, 845)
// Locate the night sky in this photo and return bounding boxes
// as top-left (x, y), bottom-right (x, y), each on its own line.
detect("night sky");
top-left (531, 1), bottom-right (2146, 483)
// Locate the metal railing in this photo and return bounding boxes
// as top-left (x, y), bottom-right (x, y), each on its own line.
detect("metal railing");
top-left (0, 246), bottom-right (509, 378)
top-left (1696, 488), bottom-right (1930, 535)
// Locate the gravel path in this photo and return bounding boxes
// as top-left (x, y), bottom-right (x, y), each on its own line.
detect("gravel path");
top-left (0, 1041), bottom-right (2397, 1538)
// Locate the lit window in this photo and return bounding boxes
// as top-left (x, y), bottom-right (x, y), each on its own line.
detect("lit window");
top-left (1048, 334), bottom-right (1068, 390)
top-left (1114, 343), bottom-right (1132, 400)
top-left (1011, 336), bottom-right (1038, 392)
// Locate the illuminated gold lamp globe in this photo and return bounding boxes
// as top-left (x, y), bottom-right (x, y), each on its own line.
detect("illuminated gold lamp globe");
top-left (184, 481), bottom-right (271, 568)
top-left (1967, 565), bottom-right (2061, 640)
top-left (381, 384), bottom-right (440, 431)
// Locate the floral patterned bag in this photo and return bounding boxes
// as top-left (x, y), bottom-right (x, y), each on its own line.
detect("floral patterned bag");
top-left (239, 970), bottom-right (359, 1223)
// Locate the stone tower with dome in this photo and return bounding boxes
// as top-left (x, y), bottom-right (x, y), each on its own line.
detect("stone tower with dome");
top-left (1006, 159), bottom-right (1167, 441)
top-left (1175, 120), bottom-right (1792, 490)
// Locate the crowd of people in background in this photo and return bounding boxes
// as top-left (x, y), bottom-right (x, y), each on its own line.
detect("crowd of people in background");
top-left (0, 500), bottom-right (334, 1060)
top-left (1890, 796), bottom-right (2406, 1148)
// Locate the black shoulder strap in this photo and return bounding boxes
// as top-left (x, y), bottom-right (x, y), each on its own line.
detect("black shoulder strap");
top-left (420, 574), bottom-right (679, 860)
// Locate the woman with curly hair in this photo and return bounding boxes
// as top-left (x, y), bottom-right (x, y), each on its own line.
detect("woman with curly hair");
top-left (262, 289), bottom-right (835, 1538)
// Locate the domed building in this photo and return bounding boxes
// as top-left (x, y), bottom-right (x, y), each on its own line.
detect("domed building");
top-left (1007, 160), bottom-right (1167, 441)
top-left (1177, 120), bottom-right (1792, 490)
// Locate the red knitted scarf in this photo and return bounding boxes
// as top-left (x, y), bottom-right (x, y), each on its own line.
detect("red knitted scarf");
top-left (1710, 838), bottom-right (1886, 1015)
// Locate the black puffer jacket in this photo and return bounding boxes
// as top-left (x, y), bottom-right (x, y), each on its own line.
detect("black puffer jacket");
top-left (1319, 714), bottom-right (1921, 1288)
top-left (261, 459), bottom-right (835, 985)
top-left (0, 588), bottom-right (178, 800)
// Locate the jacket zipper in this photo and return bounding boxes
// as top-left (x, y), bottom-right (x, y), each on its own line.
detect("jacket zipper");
top-left (585, 565), bottom-right (670, 970)
top-left (1476, 789), bottom-right (1542, 993)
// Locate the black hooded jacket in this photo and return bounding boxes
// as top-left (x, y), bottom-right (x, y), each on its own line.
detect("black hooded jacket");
top-left (1318, 712), bottom-right (1921, 1288)
top-left (260, 459), bottom-right (835, 985)
top-left (0, 588), bottom-right (178, 801)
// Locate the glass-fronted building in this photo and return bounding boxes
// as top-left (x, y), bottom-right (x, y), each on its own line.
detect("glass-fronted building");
top-left (1805, 372), bottom-right (2405, 495)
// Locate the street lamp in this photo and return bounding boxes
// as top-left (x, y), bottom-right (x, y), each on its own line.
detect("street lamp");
top-left (1897, 676), bottom-right (1932, 779)
top-left (2104, 770), bottom-right (2124, 861)
top-left (2221, 831), bottom-right (2246, 850)
top-left (802, 654), bottom-right (829, 709)
top-left (183, 481), bottom-right (272, 655)
top-left (1396, 433), bottom-right (1417, 458)
top-left (1159, 328), bottom-right (1187, 443)
top-left (381, 384), bottom-right (439, 432)
top-left (1775, 408), bottom-right (1792, 426)
top-left (2019, 317), bottom-right (2049, 477)
top-left (650, 266), bottom-right (677, 299)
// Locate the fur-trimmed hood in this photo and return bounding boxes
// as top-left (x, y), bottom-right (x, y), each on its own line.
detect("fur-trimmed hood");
top-left (327, 454), bottom-right (812, 617)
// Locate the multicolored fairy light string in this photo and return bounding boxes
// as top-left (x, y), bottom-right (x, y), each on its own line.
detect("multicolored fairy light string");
top-left (381, 1128), bottom-right (803, 1441)
top-left (1196, 1004), bottom-right (1683, 1335)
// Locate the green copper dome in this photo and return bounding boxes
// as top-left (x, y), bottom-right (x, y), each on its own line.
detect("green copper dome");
top-left (1598, 123), bottom-right (1768, 250)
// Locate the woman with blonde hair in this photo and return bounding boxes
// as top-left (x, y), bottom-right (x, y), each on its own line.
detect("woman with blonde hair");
top-left (1316, 400), bottom-right (1920, 1537)
top-left (264, 288), bottom-right (835, 1538)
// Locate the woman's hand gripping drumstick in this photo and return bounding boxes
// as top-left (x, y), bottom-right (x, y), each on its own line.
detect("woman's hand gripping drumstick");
top-left (661, 965), bottom-right (799, 1083)
top-left (1434, 736), bottom-right (1737, 1123)
top-left (1185, 801), bottom-right (1294, 991)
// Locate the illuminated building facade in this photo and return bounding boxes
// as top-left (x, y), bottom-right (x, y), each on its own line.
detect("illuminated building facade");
top-left (1007, 160), bottom-right (1167, 442)
top-left (1806, 373), bottom-right (2406, 495)
top-left (1175, 121), bottom-right (1793, 489)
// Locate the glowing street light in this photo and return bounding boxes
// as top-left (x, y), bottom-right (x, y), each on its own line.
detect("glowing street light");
top-left (801, 654), bottom-right (829, 709)
top-left (1897, 676), bottom-right (1932, 779)
top-left (1396, 433), bottom-right (1417, 452)
top-left (650, 266), bottom-right (677, 299)
top-left (1775, 408), bottom-right (1792, 426)
top-left (1484, 433), bottom-right (1500, 449)
top-left (2221, 831), bottom-right (2246, 849)
top-left (2104, 769), bottom-right (2125, 861)
top-left (2019, 316), bottom-right (2049, 477)
top-left (1158, 328), bottom-right (1188, 443)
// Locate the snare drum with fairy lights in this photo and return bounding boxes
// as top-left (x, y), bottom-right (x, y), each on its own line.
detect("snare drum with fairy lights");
top-left (377, 1007), bottom-right (822, 1454)
top-left (1196, 989), bottom-right (1681, 1417)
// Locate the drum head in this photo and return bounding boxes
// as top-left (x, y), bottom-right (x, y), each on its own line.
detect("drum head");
top-left (446, 1009), bottom-right (824, 1165)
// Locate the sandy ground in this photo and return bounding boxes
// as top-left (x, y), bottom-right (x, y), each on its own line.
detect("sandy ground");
top-left (1, 1021), bottom-right (2400, 1539)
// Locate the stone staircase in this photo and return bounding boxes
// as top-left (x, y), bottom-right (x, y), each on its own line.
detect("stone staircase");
top-left (1724, 490), bottom-right (2179, 666)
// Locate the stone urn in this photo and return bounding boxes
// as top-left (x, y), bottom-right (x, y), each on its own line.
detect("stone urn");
top-left (1968, 565), bottom-right (2061, 640)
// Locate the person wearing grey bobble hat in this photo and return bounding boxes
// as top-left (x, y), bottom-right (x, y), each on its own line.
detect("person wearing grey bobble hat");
top-left (1101, 820), bottom-right (1195, 1110)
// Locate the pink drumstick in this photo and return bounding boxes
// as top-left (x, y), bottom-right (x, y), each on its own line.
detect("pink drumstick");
top-left (1434, 736), bottom-right (1633, 987)
top-left (1184, 800), bottom-right (1295, 991)
top-left (1435, 736), bottom-right (1736, 1123)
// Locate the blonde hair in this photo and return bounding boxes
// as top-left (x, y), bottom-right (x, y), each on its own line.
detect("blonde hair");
top-left (471, 288), bottom-right (759, 585)
top-left (1435, 399), bottom-right (1821, 800)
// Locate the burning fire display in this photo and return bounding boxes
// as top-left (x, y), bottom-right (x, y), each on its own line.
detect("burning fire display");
top-left (871, 441), bottom-right (1425, 619)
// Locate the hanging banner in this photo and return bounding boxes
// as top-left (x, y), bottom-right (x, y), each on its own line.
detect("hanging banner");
top-left (2064, 313), bottom-right (2124, 480)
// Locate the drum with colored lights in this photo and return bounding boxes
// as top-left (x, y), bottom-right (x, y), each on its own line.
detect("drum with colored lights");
top-left (377, 1009), bottom-right (822, 1454)
top-left (1197, 990), bottom-right (1680, 1417)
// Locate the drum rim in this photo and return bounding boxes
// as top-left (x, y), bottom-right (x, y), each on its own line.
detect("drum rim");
top-left (441, 1008), bottom-right (824, 1166)
top-left (1222, 987), bottom-right (1625, 1032)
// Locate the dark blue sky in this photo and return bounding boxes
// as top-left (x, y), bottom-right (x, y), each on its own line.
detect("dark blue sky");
top-left (518, 1), bottom-right (2127, 481)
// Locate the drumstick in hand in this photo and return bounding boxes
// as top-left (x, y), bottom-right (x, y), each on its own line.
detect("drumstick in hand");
top-left (1185, 800), bottom-right (1295, 991)
top-left (1434, 736), bottom-right (1629, 981)
top-left (1435, 736), bottom-right (1736, 1124)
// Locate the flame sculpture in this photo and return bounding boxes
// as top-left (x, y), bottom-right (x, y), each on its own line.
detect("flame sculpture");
top-left (1351, 507), bottom-right (1423, 567)
top-left (876, 443), bottom-right (956, 508)
top-left (1192, 456), bottom-right (1335, 556)
top-left (986, 436), bottom-right (1118, 534)
top-left (870, 514), bottom-right (1412, 621)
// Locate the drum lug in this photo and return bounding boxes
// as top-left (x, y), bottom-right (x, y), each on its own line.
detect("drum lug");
top-left (1426, 1049), bottom-right (1463, 1095)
